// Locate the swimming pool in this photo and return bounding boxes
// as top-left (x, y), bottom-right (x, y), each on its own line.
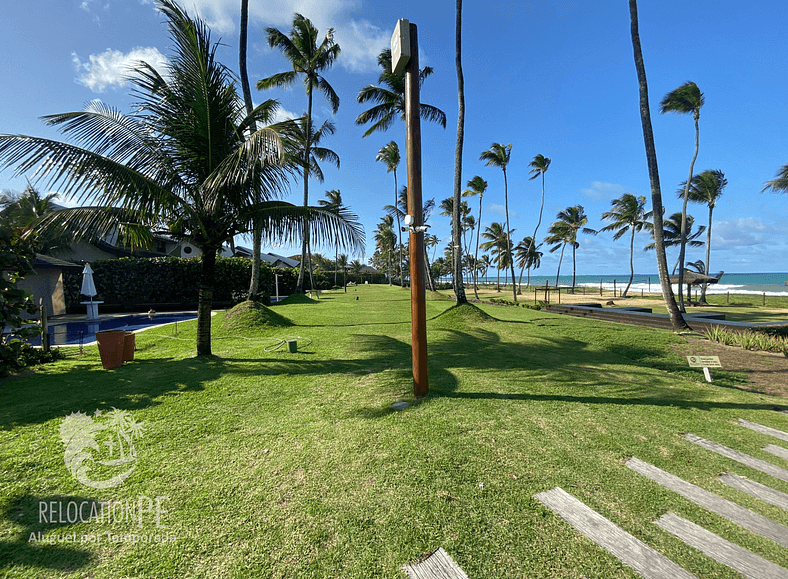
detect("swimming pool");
top-left (30, 313), bottom-right (198, 347)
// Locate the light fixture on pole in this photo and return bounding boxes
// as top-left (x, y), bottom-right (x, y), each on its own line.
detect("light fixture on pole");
top-left (392, 18), bottom-right (428, 397)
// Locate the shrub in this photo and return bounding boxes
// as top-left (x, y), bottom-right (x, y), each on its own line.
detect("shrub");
top-left (0, 227), bottom-right (42, 376)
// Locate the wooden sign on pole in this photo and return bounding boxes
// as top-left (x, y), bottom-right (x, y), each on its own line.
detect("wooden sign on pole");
top-left (391, 19), bottom-right (411, 75)
top-left (399, 20), bottom-right (428, 398)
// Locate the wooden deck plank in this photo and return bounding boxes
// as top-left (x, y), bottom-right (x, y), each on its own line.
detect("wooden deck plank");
top-left (534, 486), bottom-right (697, 579)
top-left (402, 548), bottom-right (469, 579)
top-left (685, 434), bottom-right (788, 483)
top-left (719, 473), bottom-right (788, 511)
top-left (764, 444), bottom-right (788, 462)
top-left (626, 458), bottom-right (788, 548)
top-left (656, 512), bottom-right (788, 579)
top-left (739, 419), bottom-right (788, 443)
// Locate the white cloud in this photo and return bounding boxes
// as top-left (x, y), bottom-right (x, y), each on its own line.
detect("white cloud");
top-left (333, 20), bottom-right (389, 73)
top-left (487, 204), bottom-right (519, 220)
top-left (580, 181), bottom-right (630, 202)
top-left (712, 217), bottom-right (776, 249)
top-left (162, 0), bottom-right (384, 72)
top-left (73, 47), bottom-right (167, 92)
top-left (272, 106), bottom-right (299, 124)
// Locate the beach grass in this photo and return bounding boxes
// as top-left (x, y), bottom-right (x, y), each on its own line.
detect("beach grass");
top-left (1, 284), bottom-right (788, 578)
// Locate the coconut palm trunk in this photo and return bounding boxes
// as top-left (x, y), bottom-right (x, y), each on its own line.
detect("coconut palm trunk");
top-left (571, 243), bottom-right (578, 289)
top-left (452, 0), bottom-right (467, 305)
top-left (676, 117), bottom-right (699, 311)
top-left (502, 168), bottom-right (517, 302)
top-left (473, 194), bottom-right (482, 298)
top-left (625, 225), bottom-right (636, 297)
top-left (239, 0), bottom-right (263, 300)
top-left (700, 202), bottom-right (713, 302)
top-left (394, 171), bottom-right (403, 285)
top-left (628, 0), bottom-right (687, 331)
top-left (526, 154), bottom-right (550, 292)
top-left (297, 86), bottom-right (314, 293)
top-left (197, 249), bottom-right (217, 357)
top-left (555, 242), bottom-right (566, 288)
top-left (424, 245), bottom-right (435, 292)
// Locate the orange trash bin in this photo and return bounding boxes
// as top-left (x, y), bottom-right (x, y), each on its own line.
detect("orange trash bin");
top-left (95, 329), bottom-right (125, 369)
top-left (123, 332), bottom-right (136, 362)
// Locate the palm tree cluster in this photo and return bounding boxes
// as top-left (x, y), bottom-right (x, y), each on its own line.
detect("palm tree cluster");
top-left (0, 1), bottom-right (364, 356)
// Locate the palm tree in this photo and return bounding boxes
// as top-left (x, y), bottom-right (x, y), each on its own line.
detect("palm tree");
top-left (421, 197), bottom-right (437, 292)
top-left (546, 206), bottom-right (593, 290)
top-left (660, 80), bottom-right (704, 312)
top-left (355, 49), bottom-right (446, 137)
top-left (645, 212), bottom-right (705, 274)
top-left (439, 197), bottom-right (470, 288)
top-left (350, 259), bottom-right (363, 283)
top-left (0, 185), bottom-right (71, 255)
top-left (375, 141), bottom-right (404, 285)
top-left (238, 0), bottom-right (265, 300)
top-left (452, 0), bottom-right (468, 305)
top-left (283, 116), bottom-right (340, 291)
top-left (0, 1), bottom-right (363, 357)
top-left (526, 154), bottom-right (551, 282)
top-left (337, 253), bottom-right (348, 291)
top-left (463, 214), bottom-right (475, 268)
top-left (258, 13), bottom-right (340, 294)
top-left (384, 186), bottom-right (434, 288)
top-left (763, 164), bottom-right (788, 193)
top-left (628, 0), bottom-right (687, 332)
top-left (477, 254), bottom-right (492, 287)
top-left (515, 236), bottom-right (542, 290)
top-left (480, 222), bottom-right (511, 292)
top-left (480, 143), bottom-right (517, 301)
top-left (597, 193), bottom-right (650, 297)
top-left (545, 221), bottom-right (571, 288)
top-left (374, 215), bottom-right (396, 285)
top-left (318, 189), bottom-right (346, 287)
top-left (462, 175), bottom-right (487, 298)
top-left (682, 169), bottom-right (726, 303)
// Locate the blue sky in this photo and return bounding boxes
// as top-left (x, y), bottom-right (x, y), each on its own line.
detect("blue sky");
top-left (2, 1), bottom-right (786, 276)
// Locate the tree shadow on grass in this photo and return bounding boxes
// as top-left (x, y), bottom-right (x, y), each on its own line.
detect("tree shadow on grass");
top-left (0, 356), bottom-right (220, 429)
top-left (0, 494), bottom-right (94, 573)
top-left (4, 318), bottom-right (784, 431)
top-left (346, 325), bottom-right (786, 417)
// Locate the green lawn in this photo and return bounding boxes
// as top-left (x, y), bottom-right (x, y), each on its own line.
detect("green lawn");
top-left (2, 285), bottom-right (788, 578)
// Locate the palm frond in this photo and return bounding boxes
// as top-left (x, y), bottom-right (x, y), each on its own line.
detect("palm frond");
top-left (257, 70), bottom-right (298, 91)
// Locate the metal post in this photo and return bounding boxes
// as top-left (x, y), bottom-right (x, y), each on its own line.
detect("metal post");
top-left (40, 302), bottom-right (49, 353)
top-left (405, 22), bottom-right (428, 398)
top-left (275, 274), bottom-right (280, 303)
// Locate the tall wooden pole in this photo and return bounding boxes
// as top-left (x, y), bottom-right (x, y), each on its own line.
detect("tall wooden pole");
top-left (406, 23), bottom-right (428, 397)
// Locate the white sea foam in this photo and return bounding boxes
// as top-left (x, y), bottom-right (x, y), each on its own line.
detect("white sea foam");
top-left (577, 281), bottom-right (788, 297)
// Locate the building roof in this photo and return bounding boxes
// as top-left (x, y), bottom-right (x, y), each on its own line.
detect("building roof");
top-left (33, 254), bottom-right (82, 269)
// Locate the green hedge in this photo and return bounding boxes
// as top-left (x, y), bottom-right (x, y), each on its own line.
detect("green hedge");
top-left (62, 257), bottom-right (387, 311)
top-left (63, 257), bottom-right (298, 311)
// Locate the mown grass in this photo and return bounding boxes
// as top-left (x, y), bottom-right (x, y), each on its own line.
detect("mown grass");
top-left (2, 284), bottom-right (788, 578)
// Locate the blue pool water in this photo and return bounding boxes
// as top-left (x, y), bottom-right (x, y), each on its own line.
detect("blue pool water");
top-left (29, 313), bottom-right (197, 347)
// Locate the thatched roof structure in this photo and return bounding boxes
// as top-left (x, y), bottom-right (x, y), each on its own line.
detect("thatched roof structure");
top-left (668, 270), bottom-right (724, 286)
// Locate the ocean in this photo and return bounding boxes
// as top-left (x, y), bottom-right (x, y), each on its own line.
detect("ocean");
top-left (467, 272), bottom-right (788, 296)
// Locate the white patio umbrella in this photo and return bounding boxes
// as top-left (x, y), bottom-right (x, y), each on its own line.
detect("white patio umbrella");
top-left (80, 263), bottom-right (97, 302)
